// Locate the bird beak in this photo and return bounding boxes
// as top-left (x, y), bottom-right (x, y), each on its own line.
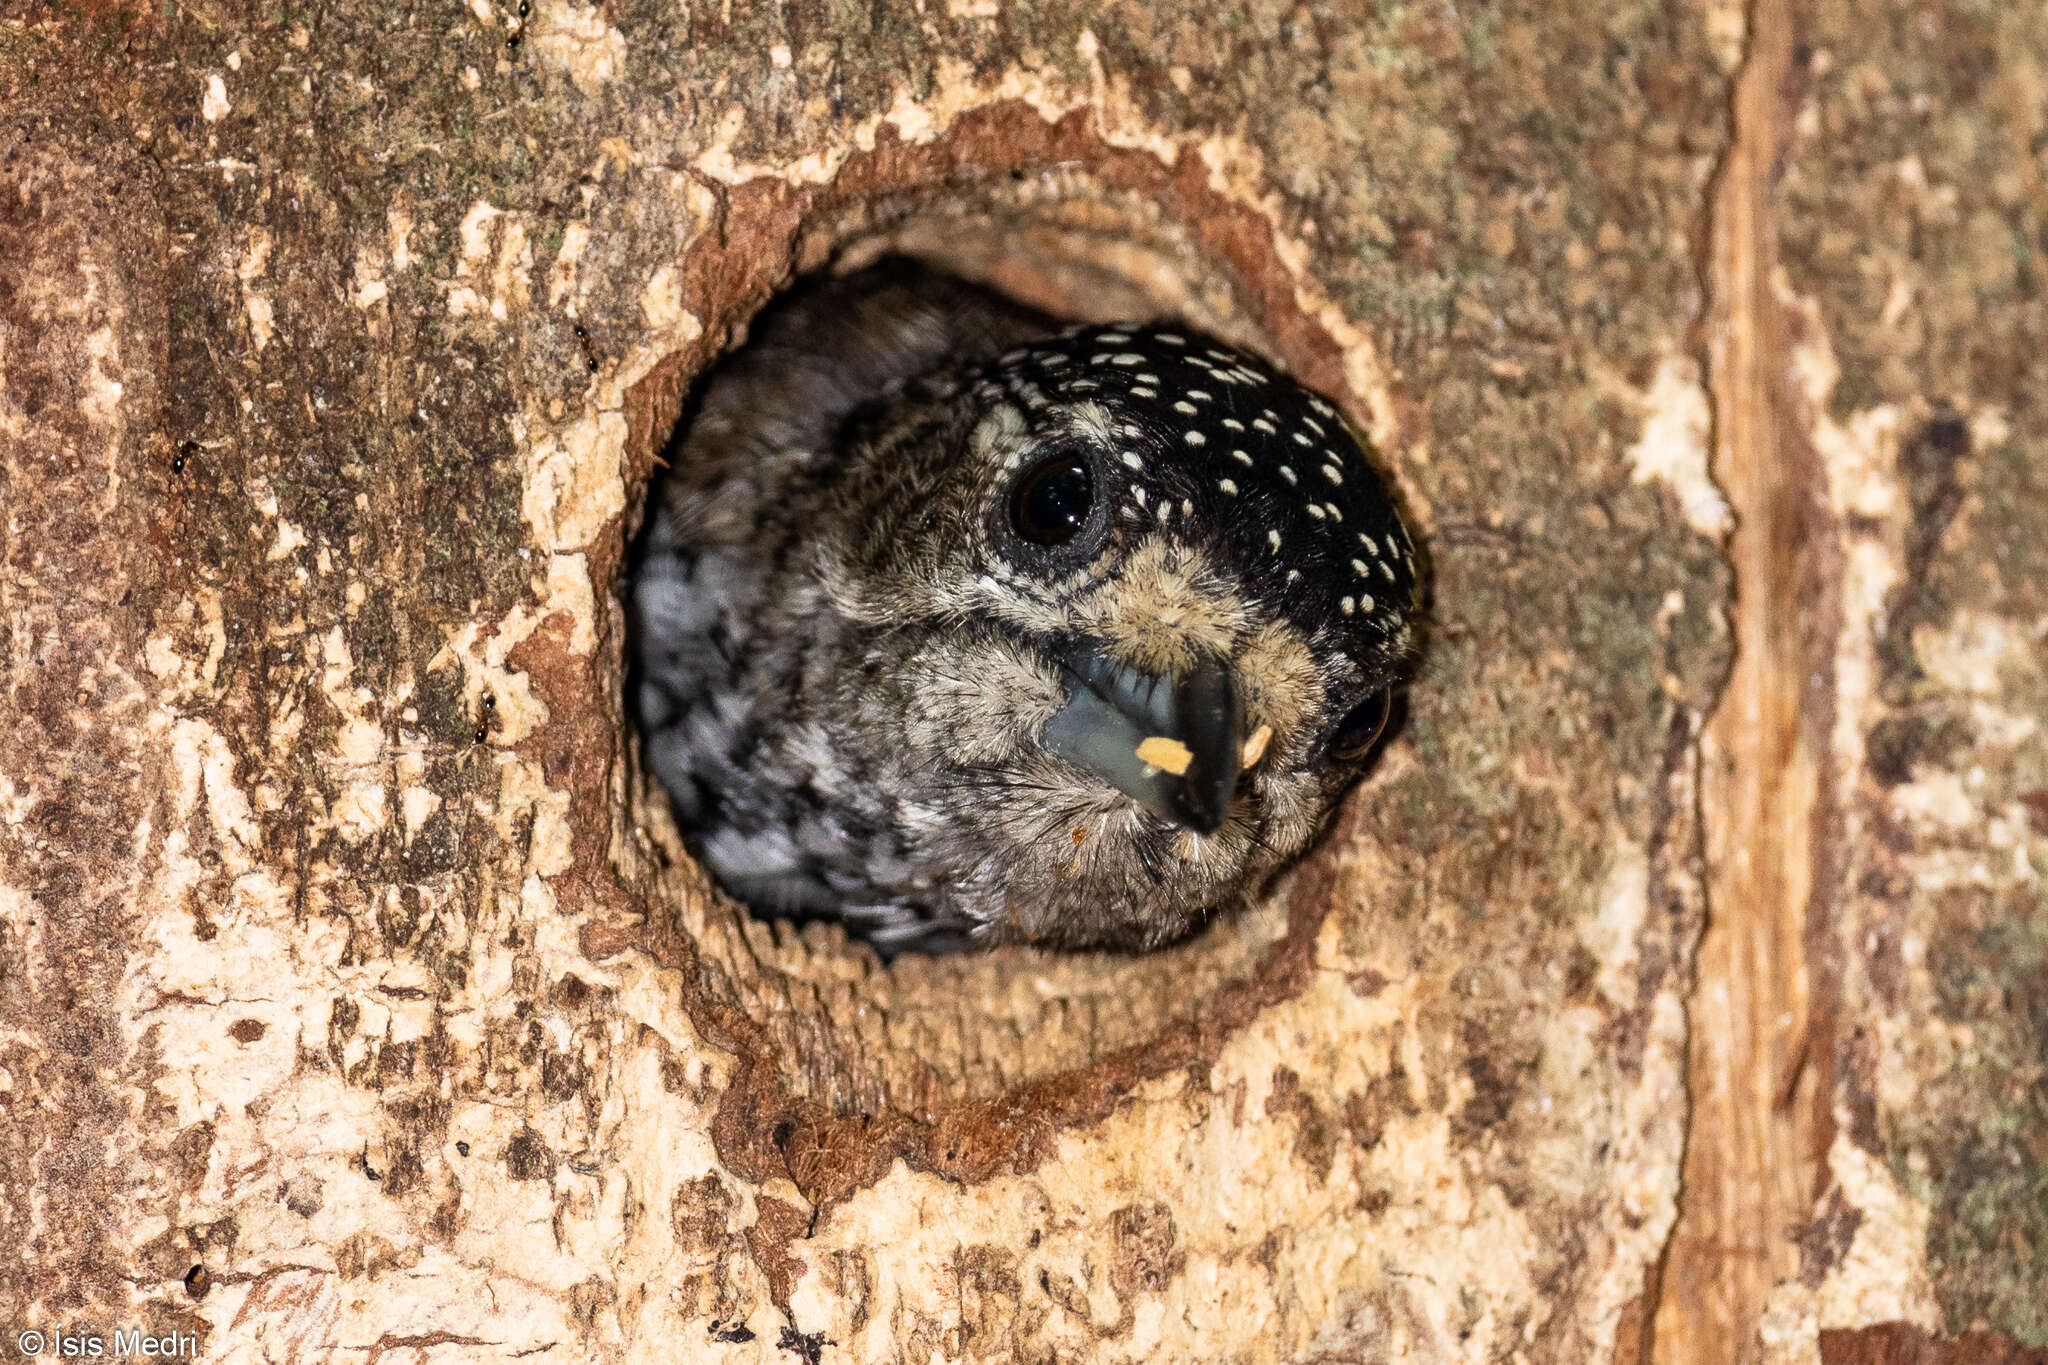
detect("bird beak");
top-left (1040, 644), bottom-right (1243, 834)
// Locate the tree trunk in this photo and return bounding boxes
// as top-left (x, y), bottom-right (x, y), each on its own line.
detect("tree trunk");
top-left (0, 1), bottom-right (2040, 1361)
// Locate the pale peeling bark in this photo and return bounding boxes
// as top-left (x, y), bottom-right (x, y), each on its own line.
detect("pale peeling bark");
top-left (1653, 2), bottom-right (2048, 1364)
top-left (1746, 0), bottom-right (2048, 1359)
top-left (0, 0), bottom-right (2032, 1362)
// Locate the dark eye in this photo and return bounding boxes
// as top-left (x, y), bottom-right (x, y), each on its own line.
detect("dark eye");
top-left (1328, 692), bottom-right (1392, 762)
top-left (1010, 451), bottom-right (1094, 546)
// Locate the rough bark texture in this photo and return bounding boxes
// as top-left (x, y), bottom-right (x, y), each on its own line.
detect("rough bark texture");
top-left (0, 2), bottom-right (2038, 1364)
top-left (1658, 3), bottom-right (2048, 1365)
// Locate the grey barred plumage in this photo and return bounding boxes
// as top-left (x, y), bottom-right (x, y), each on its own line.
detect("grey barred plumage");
top-left (628, 259), bottom-right (1421, 952)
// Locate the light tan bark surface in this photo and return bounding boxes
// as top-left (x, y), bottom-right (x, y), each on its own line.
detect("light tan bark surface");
top-left (0, 1), bottom-right (2039, 1362)
top-left (1659, 4), bottom-right (2048, 1364)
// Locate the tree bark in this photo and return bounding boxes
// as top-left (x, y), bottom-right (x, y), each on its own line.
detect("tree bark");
top-left (0, 1), bottom-right (2039, 1362)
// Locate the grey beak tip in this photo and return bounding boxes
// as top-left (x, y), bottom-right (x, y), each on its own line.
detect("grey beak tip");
top-left (1177, 798), bottom-right (1229, 836)
top-left (1041, 644), bottom-right (1243, 835)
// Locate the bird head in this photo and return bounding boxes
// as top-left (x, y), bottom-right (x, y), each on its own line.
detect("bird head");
top-left (809, 323), bottom-right (1422, 950)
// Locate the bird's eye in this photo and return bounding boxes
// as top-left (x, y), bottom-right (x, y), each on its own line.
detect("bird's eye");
top-left (1328, 692), bottom-right (1392, 762)
top-left (1009, 451), bottom-right (1094, 546)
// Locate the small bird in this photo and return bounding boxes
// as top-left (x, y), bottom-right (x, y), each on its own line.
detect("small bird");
top-left (629, 259), bottom-right (1420, 953)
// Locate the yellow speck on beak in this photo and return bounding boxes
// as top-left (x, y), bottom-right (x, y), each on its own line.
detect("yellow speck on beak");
top-left (1241, 723), bottom-right (1274, 768)
top-left (1135, 736), bottom-right (1193, 775)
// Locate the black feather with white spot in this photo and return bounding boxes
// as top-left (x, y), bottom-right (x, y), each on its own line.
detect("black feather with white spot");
top-left (973, 325), bottom-right (1418, 675)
